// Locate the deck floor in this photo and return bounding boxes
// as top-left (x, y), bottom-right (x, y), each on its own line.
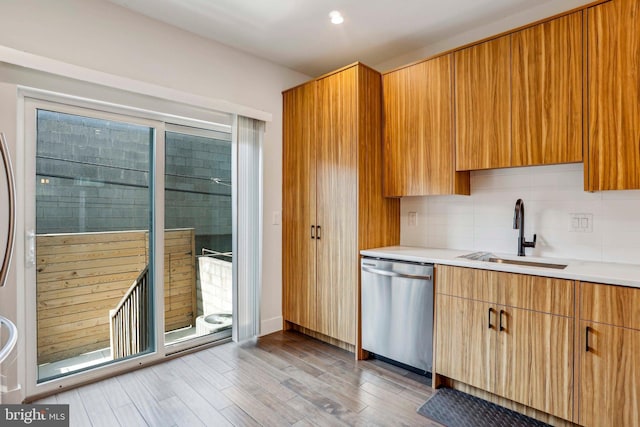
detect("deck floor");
top-left (36, 330), bottom-right (441, 426)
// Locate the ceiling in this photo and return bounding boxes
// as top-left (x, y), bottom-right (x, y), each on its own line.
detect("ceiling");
top-left (108, 0), bottom-right (568, 76)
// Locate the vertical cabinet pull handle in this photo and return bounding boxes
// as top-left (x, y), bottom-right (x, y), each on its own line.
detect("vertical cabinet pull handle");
top-left (499, 310), bottom-right (505, 331)
top-left (585, 326), bottom-right (590, 352)
top-left (311, 225), bottom-right (315, 239)
top-left (488, 308), bottom-right (494, 329)
top-left (317, 226), bottom-right (321, 240)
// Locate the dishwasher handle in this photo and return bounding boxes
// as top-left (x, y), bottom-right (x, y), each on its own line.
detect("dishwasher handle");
top-left (362, 266), bottom-right (432, 281)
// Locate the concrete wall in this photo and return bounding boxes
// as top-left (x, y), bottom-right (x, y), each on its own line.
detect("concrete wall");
top-left (197, 257), bottom-right (233, 316)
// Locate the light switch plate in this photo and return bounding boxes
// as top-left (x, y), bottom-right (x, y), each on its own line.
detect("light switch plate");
top-left (272, 211), bottom-right (281, 225)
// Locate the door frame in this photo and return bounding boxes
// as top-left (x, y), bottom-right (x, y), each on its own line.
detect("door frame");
top-left (20, 89), bottom-right (235, 399)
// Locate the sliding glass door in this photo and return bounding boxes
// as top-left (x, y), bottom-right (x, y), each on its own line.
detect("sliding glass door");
top-left (24, 98), bottom-right (235, 393)
top-left (33, 107), bottom-right (155, 382)
top-left (163, 125), bottom-right (233, 346)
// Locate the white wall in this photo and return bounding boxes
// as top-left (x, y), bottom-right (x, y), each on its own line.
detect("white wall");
top-left (375, 0), bottom-right (595, 72)
top-left (0, 0), bottom-right (311, 402)
top-left (401, 164), bottom-right (640, 265)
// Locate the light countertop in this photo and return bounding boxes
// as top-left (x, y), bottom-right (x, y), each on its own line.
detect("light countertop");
top-left (360, 246), bottom-right (640, 288)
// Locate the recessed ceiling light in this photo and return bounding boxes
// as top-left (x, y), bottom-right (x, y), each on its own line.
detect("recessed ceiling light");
top-left (329, 10), bottom-right (344, 25)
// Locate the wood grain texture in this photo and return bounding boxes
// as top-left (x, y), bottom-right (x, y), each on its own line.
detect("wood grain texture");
top-left (435, 264), bottom-right (496, 303)
top-left (512, 12), bottom-right (583, 166)
top-left (580, 281), bottom-right (640, 329)
top-left (436, 265), bottom-right (576, 422)
top-left (578, 320), bottom-right (640, 427)
top-left (356, 65), bottom-right (400, 358)
top-left (357, 65), bottom-right (400, 251)
top-left (283, 64), bottom-right (399, 352)
top-left (496, 307), bottom-right (574, 420)
top-left (37, 229), bottom-right (194, 364)
top-left (455, 35), bottom-right (512, 171)
top-left (287, 322), bottom-right (355, 353)
top-left (37, 330), bottom-right (437, 424)
top-left (316, 66), bottom-right (359, 345)
top-left (282, 82), bottom-right (317, 331)
top-left (587, 0), bottom-right (640, 190)
top-left (435, 294), bottom-right (495, 393)
top-left (495, 271), bottom-right (574, 317)
top-left (383, 54), bottom-right (470, 196)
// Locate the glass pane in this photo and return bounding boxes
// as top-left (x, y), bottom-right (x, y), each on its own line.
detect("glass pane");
top-left (35, 109), bottom-right (154, 382)
top-left (164, 128), bottom-right (233, 345)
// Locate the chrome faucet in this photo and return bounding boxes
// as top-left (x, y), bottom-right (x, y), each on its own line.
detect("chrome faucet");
top-left (513, 199), bottom-right (536, 256)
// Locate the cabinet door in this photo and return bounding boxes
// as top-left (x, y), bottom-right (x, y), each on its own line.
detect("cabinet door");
top-left (383, 55), bottom-right (469, 196)
top-left (455, 35), bottom-right (511, 171)
top-left (496, 307), bottom-right (573, 420)
top-left (587, 0), bottom-right (640, 190)
top-left (315, 67), bottom-right (358, 344)
top-left (512, 12), bottom-right (583, 166)
top-left (435, 294), bottom-right (495, 392)
top-left (282, 83), bottom-right (317, 329)
top-left (579, 321), bottom-right (640, 427)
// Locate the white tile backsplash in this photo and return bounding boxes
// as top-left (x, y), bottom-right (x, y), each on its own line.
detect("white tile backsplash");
top-left (400, 164), bottom-right (640, 265)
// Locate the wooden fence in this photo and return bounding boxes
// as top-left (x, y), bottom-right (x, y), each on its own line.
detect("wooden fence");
top-left (36, 229), bottom-right (195, 364)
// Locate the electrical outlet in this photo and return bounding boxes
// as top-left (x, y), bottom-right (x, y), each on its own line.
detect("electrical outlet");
top-left (569, 213), bottom-right (593, 232)
top-left (408, 211), bottom-right (418, 227)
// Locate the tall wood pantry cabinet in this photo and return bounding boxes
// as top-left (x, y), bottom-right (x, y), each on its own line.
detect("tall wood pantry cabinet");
top-left (282, 63), bottom-right (400, 351)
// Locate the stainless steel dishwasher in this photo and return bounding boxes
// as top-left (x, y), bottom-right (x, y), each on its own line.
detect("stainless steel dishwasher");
top-left (361, 257), bottom-right (434, 374)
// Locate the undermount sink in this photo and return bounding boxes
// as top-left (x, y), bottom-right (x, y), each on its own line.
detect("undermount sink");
top-left (459, 252), bottom-right (568, 270)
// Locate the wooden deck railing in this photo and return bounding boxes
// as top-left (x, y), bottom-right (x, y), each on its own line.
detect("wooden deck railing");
top-left (109, 266), bottom-right (149, 359)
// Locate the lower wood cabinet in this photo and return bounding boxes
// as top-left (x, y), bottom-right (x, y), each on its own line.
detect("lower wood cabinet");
top-left (578, 282), bottom-right (640, 427)
top-left (435, 265), bottom-right (574, 421)
top-left (436, 295), bottom-right (493, 392)
top-left (496, 306), bottom-right (573, 418)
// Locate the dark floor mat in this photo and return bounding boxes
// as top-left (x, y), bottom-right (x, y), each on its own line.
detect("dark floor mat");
top-left (417, 388), bottom-right (552, 427)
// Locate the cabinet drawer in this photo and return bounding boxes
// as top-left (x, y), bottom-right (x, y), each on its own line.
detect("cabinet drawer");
top-left (496, 271), bottom-right (574, 317)
top-left (580, 282), bottom-right (640, 329)
top-left (436, 265), bottom-right (495, 302)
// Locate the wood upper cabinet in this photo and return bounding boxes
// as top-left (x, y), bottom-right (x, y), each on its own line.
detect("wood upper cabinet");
top-left (586, 0), bottom-right (640, 191)
top-left (455, 35), bottom-right (511, 171)
top-left (578, 282), bottom-right (640, 427)
top-left (435, 265), bottom-right (574, 421)
top-left (511, 12), bottom-right (583, 166)
top-left (456, 13), bottom-right (583, 171)
top-left (282, 63), bottom-right (400, 348)
top-left (383, 54), bottom-right (470, 196)
top-left (282, 82), bottom-right (317, 331)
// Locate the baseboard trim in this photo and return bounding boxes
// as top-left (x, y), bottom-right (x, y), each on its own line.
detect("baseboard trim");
top-left (259, 316), bottom-right (283, 336)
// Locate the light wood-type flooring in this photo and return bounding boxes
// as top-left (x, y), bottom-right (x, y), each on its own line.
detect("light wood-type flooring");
top-left (36, 330), bottom-right (440, 426)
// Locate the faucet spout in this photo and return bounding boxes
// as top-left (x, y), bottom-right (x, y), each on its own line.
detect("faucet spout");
top-left (513, 199), bottom-right (536, 256)
top-left (513, 199), bottom-right (523, 230)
